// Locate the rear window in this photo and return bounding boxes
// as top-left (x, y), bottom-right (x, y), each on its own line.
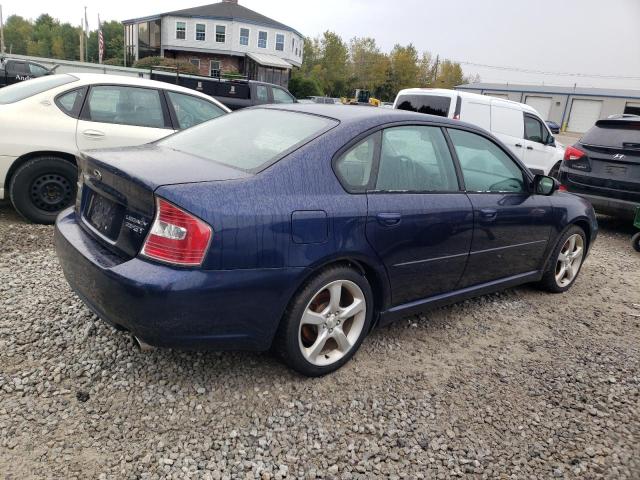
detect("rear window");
top-left (582, 121), bottom-right (640, 149)
top-left (395, 94), bottom-right (451, 117)
top-left (0, 74), bottom-right (77, 104)
top-left (158, 109), bottom-right (338, 172)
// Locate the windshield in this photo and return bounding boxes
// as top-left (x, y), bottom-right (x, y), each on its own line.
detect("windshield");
top-left (158, 109), bottom-right (338, 172)
top-left (0, 74), bottom-right (78, 104)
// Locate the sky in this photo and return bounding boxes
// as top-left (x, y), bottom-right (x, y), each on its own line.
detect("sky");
top-left (1, 0), bottom-right (639, 90)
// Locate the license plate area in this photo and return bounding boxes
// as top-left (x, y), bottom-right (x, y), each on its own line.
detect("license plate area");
top-left (84, 190), bottom-right (124, 241)
top-left (605, 164), bottom-right (627, 177)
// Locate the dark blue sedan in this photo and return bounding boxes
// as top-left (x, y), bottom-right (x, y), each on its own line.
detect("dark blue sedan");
top-left (55, 105), bottom-right (598, 376)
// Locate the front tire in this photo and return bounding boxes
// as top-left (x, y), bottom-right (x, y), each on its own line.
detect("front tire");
top-left (538, 225), bottom-right (587, 293)
top-left (274, 265), bottom-right (374, 377)
top-left (9, 156), bottom-right (77, 224)
top-left (632, 232), bottom-right (640, 252)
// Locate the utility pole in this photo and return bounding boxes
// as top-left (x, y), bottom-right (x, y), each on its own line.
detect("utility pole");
top-left (79, 19), bottom-right (84, 62)
top-left (84, 6), bottom-right (88, 63)
top-left (433, 54), bottom-right (439, 85)
top-left (0, 5), bottom-right (6, 55)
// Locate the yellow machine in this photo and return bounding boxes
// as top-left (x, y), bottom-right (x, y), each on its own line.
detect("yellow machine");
top-left (341, 89), bottom-right (381, 107)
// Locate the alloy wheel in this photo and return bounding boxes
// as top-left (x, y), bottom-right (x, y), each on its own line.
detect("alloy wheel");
top-left (555, 233), bottom-right (585, 287)
top-left (298, 279), bottom-right (367, 366)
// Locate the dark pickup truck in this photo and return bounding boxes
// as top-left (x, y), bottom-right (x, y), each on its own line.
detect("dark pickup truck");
top-left (150, 71), bottom-right (297, 110)
top-left (0, 57), bottom-right (54, 87)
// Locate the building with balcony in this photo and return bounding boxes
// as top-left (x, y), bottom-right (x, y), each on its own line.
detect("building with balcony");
top-left (123, 0), bottom-right (303, 86)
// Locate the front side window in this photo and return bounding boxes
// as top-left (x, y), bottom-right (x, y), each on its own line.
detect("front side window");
top-left (524, 115), bottom-right (544, 143)
top-left (29, 63), bottom-right (48, 76)
top-left (376, 126), bottom-right (459, 192)
top-left (0, 74), bottom-right (77, 104)
top-left (215, 25), bottom-right (226, 43)
top-left (334, 135), bottom-right (376, 191)
top-left (255, 85), bottom-right (269, 102)
top-left (158, 109), bottom-right (337, 172)
top-left (272, 87), bottom-right (295, 104)
top-left (176, 22), bottom-right (186, 40)
top-left (166, 91), bottom-right (225, 129)
top-left (195, 23), bottom-right (206, 41)
top-left (276, 33), bottom-right (285, 51)
top-left (210, 60), bottom-right (221, 78)
top-left (258, 31), bottom-right (268, 49)
top-left (240, 28), bottom-right (250, 46)
top-left (86, 85), bottom-right (165, 129)
top-left (448, 129), bottom-right (525, 193)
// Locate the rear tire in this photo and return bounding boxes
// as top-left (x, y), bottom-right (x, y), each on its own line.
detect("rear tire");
top-left (9, 156), bottom-right (77, 224)
top-left (537, 225), bottom-right (587, 293)
top-left (632, 232), bottom-right (640, 252)
top-left (273, 265), bottom-right (374, 377)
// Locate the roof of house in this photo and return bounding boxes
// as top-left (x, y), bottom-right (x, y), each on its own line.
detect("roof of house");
top-left (456, 82), bottom-right (640, 100)
top-left (123, 1), bottom-right (301, 36)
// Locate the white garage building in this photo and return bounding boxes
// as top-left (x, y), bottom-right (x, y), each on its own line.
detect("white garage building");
top-left (455, 82), bottom-right (640, 133)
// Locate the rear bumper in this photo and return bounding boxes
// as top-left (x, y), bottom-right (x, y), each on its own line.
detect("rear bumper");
top-left (54, 208), bottom-right (305, 351)
top-left (574, 193), bottom-right (638, 218)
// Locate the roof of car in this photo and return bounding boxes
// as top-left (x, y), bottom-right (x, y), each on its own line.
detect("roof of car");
top-left (260, 103), bottom-right (464, 126)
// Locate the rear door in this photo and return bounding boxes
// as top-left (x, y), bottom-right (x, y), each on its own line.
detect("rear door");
top-left (447, 127), bottom-right (553, 287)
top-left (5, 60), bottom-right (30, 85)
top-left (76, 84), bottom-right (175, 151)
top-left (490, 102), bottom-right (526, 160)
top-left (361, 125), bottom-right (473, 306)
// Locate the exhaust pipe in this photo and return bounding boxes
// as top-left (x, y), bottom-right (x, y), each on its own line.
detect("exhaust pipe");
top-left (132, 335), bottom-right (155, 352)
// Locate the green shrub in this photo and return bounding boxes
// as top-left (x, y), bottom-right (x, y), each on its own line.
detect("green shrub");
top-left (133, 56), bottom-right (199, 75)
top-left (288, 76), bottom-right (322, 99)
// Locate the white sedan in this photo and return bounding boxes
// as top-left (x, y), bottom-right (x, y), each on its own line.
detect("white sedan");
top-left (0, 73), bottom-right (229, 223)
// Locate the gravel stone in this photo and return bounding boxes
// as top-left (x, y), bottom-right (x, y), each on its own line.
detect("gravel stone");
top-left (0, 204), bottom-right (639, 478)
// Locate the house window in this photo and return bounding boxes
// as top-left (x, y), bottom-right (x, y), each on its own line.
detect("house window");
top-left (258, 31), bottom-right (267, 49)
top-left (195, 24), bottom-right (206, 41)
top-left (176, 22), bottom-right (186, 40)
top-left (240, 28), bottom-right (250, 46)
top-left (210, 60), bottom-right (221, 78)
top-left (276, 34), bottom-right (285, 51)
top-left (291, 38), bottom-right (295, 51)
top-left (215, 25), bottom-right (226, 43)
top-left (190, 58), bottom-right (200, 68)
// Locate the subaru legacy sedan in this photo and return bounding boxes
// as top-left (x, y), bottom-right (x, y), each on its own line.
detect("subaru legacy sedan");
top-left (55, 105), bottom-right (597, 376)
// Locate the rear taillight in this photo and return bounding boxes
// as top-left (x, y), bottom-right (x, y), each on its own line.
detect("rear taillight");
top-left (564, 145), bottom-right (586, 161)
top-left (141, 198), bottom-right (212, 267)
top-left (558, 184), bottom-right (567, 192)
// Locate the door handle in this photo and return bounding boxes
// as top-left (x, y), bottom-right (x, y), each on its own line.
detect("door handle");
top-left (82, 129), bottom-right (105, 138)
top-left (526, 146), bottom-right (534, 150)
top-left (515, 143), bottom-right (523, 148)
top-left (376, 212), bottom-right (401, 227)
top-left (479, 208), bottom-right (498, 222)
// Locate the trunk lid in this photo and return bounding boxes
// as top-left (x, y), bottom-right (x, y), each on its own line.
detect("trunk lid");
top-left (77, 145), bottom-right (250, 258)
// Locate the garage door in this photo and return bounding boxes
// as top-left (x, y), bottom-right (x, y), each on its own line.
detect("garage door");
top-left (567, 99), bottom-right (603, 133)
top-left (624, 102), bottom-right (640, 116)
top-left (525, 96), bottom-right (552, 120)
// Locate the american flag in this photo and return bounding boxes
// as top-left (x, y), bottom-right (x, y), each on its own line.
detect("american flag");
top-left (98, 14), bottom-right (104, 64)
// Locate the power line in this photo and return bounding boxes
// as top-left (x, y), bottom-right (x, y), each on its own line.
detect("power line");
top-left (453, 60), bottom-right (640, 81)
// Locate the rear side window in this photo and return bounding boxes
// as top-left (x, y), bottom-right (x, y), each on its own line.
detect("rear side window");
top-left (395, 95), bottom-right (451, 117)
top-left (376, 126), bottom-right (459, 192)
top-left (0, 74), bottom-right (77, 104)
top-left (582, 121), bottom-right (640, 149)
top-left (86, 85), bottom-right (165, 129)
top-left (166, 91), bottom-right (226, 129)
top-left (334, 135), bottom-right (377, 191)
top-left (158, 109), bottom-right (337, 172)
top-left (492, 105), bottom-right (524, 138)
top-left (55, 88), bottom-right (87, 118)
top-left (448, 129), bottom-right (525, 193)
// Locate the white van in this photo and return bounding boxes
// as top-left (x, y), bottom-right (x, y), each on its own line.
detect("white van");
top-left (393, 88), bottom-right (564, 176)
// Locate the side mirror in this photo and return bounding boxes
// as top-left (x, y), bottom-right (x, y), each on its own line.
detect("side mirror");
top-left (534, 174), bottom-right (559, 196)
top-left (547, 135), bottom-right (556, 146)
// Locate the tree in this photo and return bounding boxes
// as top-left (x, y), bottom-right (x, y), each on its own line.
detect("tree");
top-left (434, 59), bottom-right (465, 89)
top-left (87, 20), bottom-right (124, 63)
top-left (388, 44), bottom-right (420, 95)
top-left (288, 76), bottom-right (322, 98)
top-left (417, 51), bottom-right (434, 86)
top-left (317, 31), bottom-right (349, 97)
top-left (3, 15), bottom-right (33, 55)
top-left (348, 37), bottom-right (388, 93)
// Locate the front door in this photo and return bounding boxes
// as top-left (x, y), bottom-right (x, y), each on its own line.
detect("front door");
top-left (363, 125), bottom-right (474, 305)
top-left (523, 113), bottom-right (556, 175)
top-left (76, 84), bottom-right (174, 151)
top-left (447, 128), bottom-right (554, 287)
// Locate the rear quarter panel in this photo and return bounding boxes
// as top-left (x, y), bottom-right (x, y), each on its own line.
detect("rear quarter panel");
top-left (547, 192), bottom-right (598, 256)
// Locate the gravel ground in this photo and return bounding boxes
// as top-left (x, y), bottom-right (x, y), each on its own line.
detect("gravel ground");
top-left (1, 201), bottom-right (639, 479)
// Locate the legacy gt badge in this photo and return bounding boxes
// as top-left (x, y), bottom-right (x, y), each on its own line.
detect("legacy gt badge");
top-left (613, 154), bottom-right (625, 160)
